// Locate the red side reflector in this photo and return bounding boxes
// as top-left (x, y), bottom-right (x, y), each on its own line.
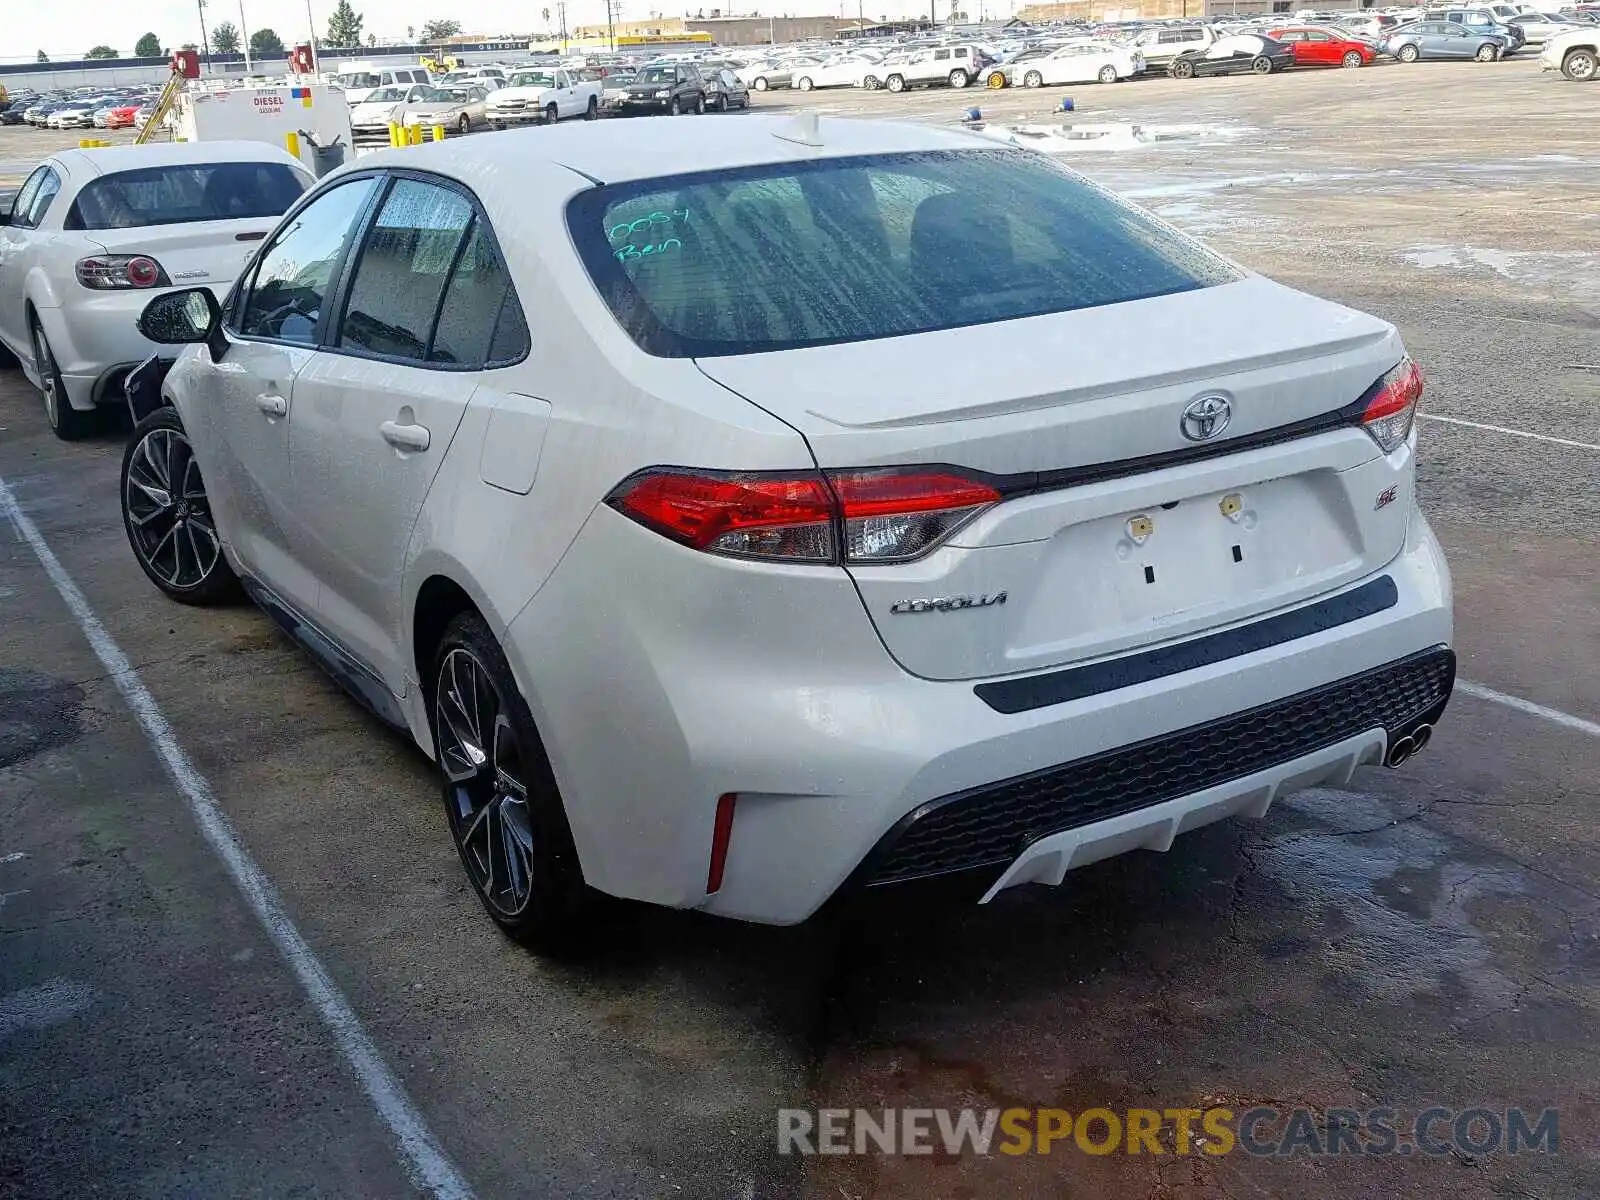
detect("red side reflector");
top-left (706, 793), bottom-right (737, 894)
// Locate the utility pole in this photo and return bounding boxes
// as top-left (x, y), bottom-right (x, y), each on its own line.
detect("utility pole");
top-left (558, 0), bottom-right (569, 50)
top-left (306, 0), bottom-right (318, 50)
top-left (196, 0), bottom-right (212, 74)
top-left (606, 0), bottom-right (618, 49)
top-left (240, 0), bottom-right (253, 72)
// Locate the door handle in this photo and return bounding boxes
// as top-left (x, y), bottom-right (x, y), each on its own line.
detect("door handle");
top-left (256, 393), bottom-right (288, 417)
top-left (380, 420), bottom-right (430, 452)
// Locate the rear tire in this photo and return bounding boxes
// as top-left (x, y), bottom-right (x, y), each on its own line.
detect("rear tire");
top-left (120, 408), bottom-right (242, 605)
top-left (430, 611), bottom-right (600, 956)
top-left (1172, 58), bottom-right (1196, 79)
top-left (31, 317), bottom-right (95, 441)
top-left (1397, 43), bottom-right (1420, 63)
top-left (949, 69), bottom-right (970, 88)
top-left (1251, 55), bottom-right (1274, 74)
top-left (862, 74), bottom-right (880, 90)
top-left (1563, 48), bottom-right (1598, 80)
top-left (886, 73), bottom-right (906, 92)
top-left (753, 76), bottom-right (769, 91)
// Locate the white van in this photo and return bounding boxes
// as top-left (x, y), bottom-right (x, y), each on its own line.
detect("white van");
top-left (329, 62), bottom-right (433, 105)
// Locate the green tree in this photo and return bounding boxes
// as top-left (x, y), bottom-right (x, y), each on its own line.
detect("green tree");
top-left (36, 50), bottom-right (49, 63)
top-left (421, 18), bottom-right (462, 41)
top-left (85, 45), bottom-right (119, 59)
top-left (249, 27), bottom-right (286, 58)
top-left (134, 32), bottom-right (163, 57)
top-left (210, 21), bottom-right (241, 53)
top-left (324, 0), bottom-right (364, 47)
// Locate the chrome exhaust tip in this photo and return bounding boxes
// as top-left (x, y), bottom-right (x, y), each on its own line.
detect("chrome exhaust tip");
top-left (1385, 734), bottom-right (1416, 768)
top-left (1411, 723), bottom-right (1433, 754)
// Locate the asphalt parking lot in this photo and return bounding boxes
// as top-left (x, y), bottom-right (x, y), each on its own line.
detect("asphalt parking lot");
top-left (2, 57), bottom-right (1598, 1199)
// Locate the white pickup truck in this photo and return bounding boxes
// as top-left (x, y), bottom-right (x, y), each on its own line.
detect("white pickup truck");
top-left (484, 66), bottom-right (603, 126)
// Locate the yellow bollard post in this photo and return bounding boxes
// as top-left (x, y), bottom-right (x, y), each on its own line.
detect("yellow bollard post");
top-left (409, 123), bottom-right (423, 146)
top-left (285, 130), bottom-right (301, 162)
top-left (388, 122), bottom-right (401, 148)
top-left (432, 124), bottom-right (446, 143)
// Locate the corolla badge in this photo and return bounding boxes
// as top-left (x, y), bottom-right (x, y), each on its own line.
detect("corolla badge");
top-left (1180, 393), bottom-right (1232, 442)
top-left (889, 592), bottom-right (1008, 615)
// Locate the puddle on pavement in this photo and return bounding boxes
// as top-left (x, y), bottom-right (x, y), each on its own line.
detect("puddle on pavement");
top-left (1401, 244), bottom-right (1598, 303)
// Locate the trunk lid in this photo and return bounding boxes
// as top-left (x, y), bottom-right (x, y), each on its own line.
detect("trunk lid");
top-left (88, 219), bottom-right (275, 292)
top-left (696, 276), bottom-right (1414, 682)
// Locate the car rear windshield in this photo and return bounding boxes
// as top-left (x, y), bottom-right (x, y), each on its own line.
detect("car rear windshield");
top-left (567, 149), bottom-right (1240, 358)
top-left (65, 163), bottom-right (308, 230)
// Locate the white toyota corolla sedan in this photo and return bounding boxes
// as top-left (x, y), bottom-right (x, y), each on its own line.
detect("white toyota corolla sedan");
top-left (122, 116), bottom-right (1454, 952)
top-left (0, 141), bottom-right (310, 439)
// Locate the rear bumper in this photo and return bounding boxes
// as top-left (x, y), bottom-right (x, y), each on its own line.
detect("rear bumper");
top-left (509, 507), bottom-right (1452, 925)
top-left (35, 291), bottom-right (199, 411)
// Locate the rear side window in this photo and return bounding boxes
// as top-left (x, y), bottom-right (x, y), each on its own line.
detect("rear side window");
top-left (338, 179), bottom-right (474, 361)
top-left (569, 149), bottom-right (1240, 358)
top-left (429, 220), bottom-right (530, 366)
top-left (65, 163), bottom-right (308, 230)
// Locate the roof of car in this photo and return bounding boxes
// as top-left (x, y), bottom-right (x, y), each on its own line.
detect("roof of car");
top-left (354, 115), bottom-right (997, 186)
top-left (50, 139), bottom-right (307, 179)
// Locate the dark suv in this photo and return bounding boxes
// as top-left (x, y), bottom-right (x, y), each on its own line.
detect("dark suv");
top-left (616, 63), bottom-right (707, 115)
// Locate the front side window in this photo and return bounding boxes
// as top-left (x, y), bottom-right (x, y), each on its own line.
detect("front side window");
top-left (66, 163), bottom-right (307, 230)
top-left (569, 150), bottom-right (1240, 359)
top-left (236, 177), bottom-right (379, 344)
top-left (338, 179), bottom-right (474, 362)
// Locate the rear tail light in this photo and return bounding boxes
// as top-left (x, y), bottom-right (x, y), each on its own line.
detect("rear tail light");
top-left (1359, 357), bottom-right (1423, 454)
top-left (76, 255), bottom-right (170, 290)
top-left (606, 466), bottom-right (1001, 565)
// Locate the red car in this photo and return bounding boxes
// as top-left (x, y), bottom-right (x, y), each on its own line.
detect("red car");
top-left (1266, 27), bottom-right (1377, 67)
top-left (105, 104), bottom-right (140, 129)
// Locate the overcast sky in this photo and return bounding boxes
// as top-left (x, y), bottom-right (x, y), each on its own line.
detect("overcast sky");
top-left (4, 1), bottom-right (941, 62)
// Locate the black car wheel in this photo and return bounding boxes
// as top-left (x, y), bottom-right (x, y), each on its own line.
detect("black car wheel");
top-left (753, 76), bottom-right (769, 91)
top-left (1172, 58), bottom-right (1196, 79)
top-left (1397, 43), bottom-right (1420, 62)
top-left (862, 74), bottom-right (880, 90)
top-left (545, 103), bottom-right (558, 124)
top-left (585, 95), bottom-right (599, 119)
top-left (31, 316), bottom-right (95, 441)
top-left (694, 92), bottom-right (706, 114)
top-left (797, 75), bottom-right (814, 91)
top-left (431, 612), bottom-right (598, 954)
top-left (1251, 55), bottom-right (1274, 74)
top-left (457, 113), bottom-right (471, 134)
top-left (121, 408), bottom-right (242, 605)
top-left (669, 95), bottom-right (681, 115)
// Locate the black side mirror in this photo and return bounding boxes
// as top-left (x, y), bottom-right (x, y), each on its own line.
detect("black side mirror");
top-left (139, 287), bottom-right (223, 356)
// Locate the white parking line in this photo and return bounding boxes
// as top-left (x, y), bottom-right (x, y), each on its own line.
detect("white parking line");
top-left (0, 477), bottom-right (474, 1200)
top-left (1457, 679), bottom-right (1600, 738)
top-left (1419, 413), bottom-right (1600, 451)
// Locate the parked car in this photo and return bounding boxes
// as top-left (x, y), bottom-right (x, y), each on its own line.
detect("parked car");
top-left (1508, 11), bottom-right (1582, 42)
top-left (484, 67), bottom-right (604, 126)
top-left (0, 141), bottom-right (311, 440)
top-left (703, 67), bottom-right (752, 110)
top-left (1540, 21), bottom-right (1599, 73)
top-left (1266, 26), bottom-right (1380, 65)
top-left (614, 63), bottom-right (707, 115)
top-left (47, 102), bottom-right (100, 129)
top-left (118, 117), bottom-right (1454, 952)
top-left (333, 64), bottom-right (433, 106)
top-left (1334, 12), bottom-right (1401, 39)
top-left (350, 84), bottom-right (432, 140)
top-left (398, 86), bottom-right (491, 135)
top-left (792, 55), bottom-right (884, 90)
top-left (1130, 24), bottom-right (1220, 71)
top-left (1383, 19), bottom-right (1513, 58)
top-left (987, 41), bottom-right (1144, 86)
top-left (737, 59), bottom-right (799, 90)
top-left (600, 71), bottom-right (638, 113)
top-left (104, 104), bottom-right (142, 130)
top-left (1171, 35), bottom-right (1298, 76)
top-left (880, 44), bottom-right (994, 91)
top-left (1423, 7), bottom-right (1526, 47)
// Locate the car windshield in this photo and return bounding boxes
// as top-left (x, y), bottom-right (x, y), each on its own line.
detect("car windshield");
top-left (510, 71), bottom-right (556, 87)
top-left (637, 66), bottom-right (677, 82)
top-left (569, 149), bottom-right (1240, 358)
top-left (335, 72), bottom-right (379, 88)
top-left (415, 88), bottom-right (458, 103)
top-left (366, 87), bottom-right (408, 102)
top-left (65, 162), bottom-right (308, 230)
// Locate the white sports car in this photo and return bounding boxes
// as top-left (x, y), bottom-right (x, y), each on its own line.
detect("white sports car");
top-left (988, 42), bottom-right (1145, 87)
top-left (119, 117), bottom-right (1454, 951)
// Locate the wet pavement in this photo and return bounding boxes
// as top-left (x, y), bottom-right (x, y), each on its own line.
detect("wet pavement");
top-left (2, 57), bottom-right (1598, 1199)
